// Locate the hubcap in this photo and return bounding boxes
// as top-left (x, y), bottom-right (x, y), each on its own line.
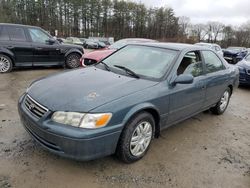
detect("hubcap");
top-left (68, 55), bottom-right (80, 68)
top-left (0, 56), bottom-right (10, 73)
top-left (220, 91), bottom-right (230, 111)
top-left (130, 121), bottom-right (152, 157)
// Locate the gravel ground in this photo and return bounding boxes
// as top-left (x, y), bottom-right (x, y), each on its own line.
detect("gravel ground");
top-left (0, 68), bottom-right (250, 188)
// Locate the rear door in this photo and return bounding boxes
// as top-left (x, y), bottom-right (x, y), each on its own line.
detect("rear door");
top-left (0, 25), bottom-right (33, 66)
top-left (27, 27), bottom-right (63, 66)
top-left (201, 50), bottom-right (229, 108)
top-left (167, 51), bottom-right (206, 124)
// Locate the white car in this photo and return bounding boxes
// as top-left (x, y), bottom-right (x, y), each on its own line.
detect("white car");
top-left (195, 42), bottom-right (223, 57)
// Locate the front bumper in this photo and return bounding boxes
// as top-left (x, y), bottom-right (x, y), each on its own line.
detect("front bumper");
top-left (18, 94), bottom-right (123, 161)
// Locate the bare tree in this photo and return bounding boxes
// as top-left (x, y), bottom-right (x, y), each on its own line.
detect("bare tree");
top-left (178, 16), bottom-right (190, 37)
top-left (190, 24), bottom-right (207, 42)
top-left (207, 21), bottom-right (224, 43)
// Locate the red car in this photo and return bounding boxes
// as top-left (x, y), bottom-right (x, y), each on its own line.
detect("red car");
top-left (81, 38), bottom-right (157, 66)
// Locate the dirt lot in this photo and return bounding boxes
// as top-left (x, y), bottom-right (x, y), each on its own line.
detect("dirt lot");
top-left (0, 68), bottom-right (250, 188)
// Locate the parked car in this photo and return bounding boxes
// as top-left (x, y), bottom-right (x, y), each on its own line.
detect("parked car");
top-left (65, 37), bottom-right (84, 46)
top-left (79, 38), bottom-right (87, 45)
top-left (223, 46), bottom-right (248, 64)
top-left (56, 38), bottom-right (66, 44)
top-left (194, 42), bottom-right (223, 56)
top-left (18, 43), bottom-right (239, 163)
top-left (236, 53), bottom-right (250, 85)
top-left (0, 23), bottom-right (84, 73)
top-left (84, 39), bottom-right (99, 49)
top-left (247, 48), bottom-right (250, 53)
top-left (97, 41), bottom-right (106, 48)
top-left (81, 38), bottom-right (157, 66)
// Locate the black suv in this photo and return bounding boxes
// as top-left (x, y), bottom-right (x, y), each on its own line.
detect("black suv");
top-left (0, 23), bottom-right (84, 73)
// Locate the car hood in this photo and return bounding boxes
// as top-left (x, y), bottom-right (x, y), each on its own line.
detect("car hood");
top-left (237, 59), bottom-right (250, 69)
top-left (224, 49), bottom-right (240, 55)
top-left (84, 49), bottom-right (116, 61)
top-left (27, 67), bottom-right (157, 112)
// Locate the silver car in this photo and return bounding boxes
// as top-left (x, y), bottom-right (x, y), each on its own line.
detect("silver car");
top-left (195, 42), bottom-right (223, 57)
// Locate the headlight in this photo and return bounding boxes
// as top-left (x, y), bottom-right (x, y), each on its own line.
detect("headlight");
top-left (51, 112), bottom-right (112, 129)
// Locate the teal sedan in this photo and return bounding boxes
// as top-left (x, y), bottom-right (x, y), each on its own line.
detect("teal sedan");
top-left (18, 43), bottom-right (239, 163)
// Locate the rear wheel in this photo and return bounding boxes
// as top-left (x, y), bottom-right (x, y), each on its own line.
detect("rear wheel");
top-left (211, 87), bottom-right (231, 115)
top-left (0, 54), bottom-right (13, 73)
top-left (116, 112), bottom-right (155, 163)
top-left (65, 53), bottom-right (81, 69)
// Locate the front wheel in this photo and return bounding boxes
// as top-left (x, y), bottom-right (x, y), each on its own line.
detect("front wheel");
top-left (65, 53), bottom-right (81, 69)
top-left (116, 112), bottom-right (155, 163)
top-left (0, 54), bottom-right (13, 73)
top-left (210, 88), bottom-right (231, 115)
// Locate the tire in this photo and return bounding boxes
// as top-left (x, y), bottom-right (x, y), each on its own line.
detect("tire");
top-left (210, 87), bottom-right (231, 115)
top-left (116, 112), bottom-right (155, 163)
top-left (65, 53), bottom-right (81, 69)
top-left (0, 54), bottom-right (13, 73)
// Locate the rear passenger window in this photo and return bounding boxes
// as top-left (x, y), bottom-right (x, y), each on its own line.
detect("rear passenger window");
top-left (177, 51), bottom-right (203, 77)
top-left (0, 26), bottom-right (10, 41)
top-left (8, 27), bottom-right (27, 42)
top-left (202, 51), bottom-right (224, 73)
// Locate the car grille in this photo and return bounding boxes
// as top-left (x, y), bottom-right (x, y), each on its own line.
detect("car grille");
top-left (84, 58), bottom-right (97, 66)
top-left (24, 95), bottom-right (48, 118)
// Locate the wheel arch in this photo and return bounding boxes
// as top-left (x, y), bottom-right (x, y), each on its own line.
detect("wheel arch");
top-left (122, 103), bottom-right (161, 138)
top-left (0, 49), bottom-right (15, 65)
top-left (228, 84), bottom-right (233, 95)
top-left (65, 49), bottom-right (83, 59)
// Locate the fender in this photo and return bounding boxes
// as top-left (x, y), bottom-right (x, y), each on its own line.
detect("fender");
top-left (65, 48), bottom-right (83, 58)
top-left (0, 47), bottom-right (15, 62)
top-left (122, 102), bottom-right (161, 125)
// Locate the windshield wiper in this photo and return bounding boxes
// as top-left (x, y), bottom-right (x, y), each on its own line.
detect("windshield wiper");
top-left (99, 61), bottom-right (111, 71)
top-left (113, 65), bottom-right (140, 79)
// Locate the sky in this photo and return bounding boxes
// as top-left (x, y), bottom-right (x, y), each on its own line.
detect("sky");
top-left (132, 0), bottom-right (250, 26)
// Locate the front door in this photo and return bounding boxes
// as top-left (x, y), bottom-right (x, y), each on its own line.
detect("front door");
top-left (167, 51), bottom-right (206, 124)
top-left (27, 27), bottom-right (63, 66)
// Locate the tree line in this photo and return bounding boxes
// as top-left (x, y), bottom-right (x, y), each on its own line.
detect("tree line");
top-left (0, 0), bottom-right (249, 47)
top-left (179, 16), bottom-right (250, 48)
top-left (0, 0), bottom-right (179, 40)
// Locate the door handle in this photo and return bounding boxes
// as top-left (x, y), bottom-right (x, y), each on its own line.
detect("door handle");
top-left (36, 47), bottom-right (43, 50)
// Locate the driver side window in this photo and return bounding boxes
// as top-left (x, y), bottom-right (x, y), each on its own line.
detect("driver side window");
top-left (28, 28), bottom-right (50, 43)
top-left (177, 51), bottom-right (203, 77)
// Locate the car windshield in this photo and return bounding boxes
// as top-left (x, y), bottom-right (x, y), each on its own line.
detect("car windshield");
top-left (101, 45), bottom-right (178, 80)
top-left (72, 38), bottom-right (82, 43)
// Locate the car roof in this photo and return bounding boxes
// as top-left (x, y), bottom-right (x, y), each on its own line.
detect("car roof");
top-left (129, 42), bottom-right (210, 51)
top-left (0, 23), bottom-right (41, 29)
top-left (120, 38), bottom-right (157, 42)
top-left (195, 42), bottom-right (220, 46)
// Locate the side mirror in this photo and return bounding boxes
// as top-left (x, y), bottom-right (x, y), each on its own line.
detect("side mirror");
top-left (172, 74), bottom-right (194, 86)
top-left (46, 38), bottom-right (57, 45)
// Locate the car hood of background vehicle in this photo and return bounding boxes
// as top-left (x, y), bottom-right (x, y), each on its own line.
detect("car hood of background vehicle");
top-left (224, 49), bottom-right (240, 55)
top-left (237, 60), bottom-right (250, 69)
top-left (27, 67), bottom-right (157, 112)
top-left (84, 49), bottom-right (115, 61)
